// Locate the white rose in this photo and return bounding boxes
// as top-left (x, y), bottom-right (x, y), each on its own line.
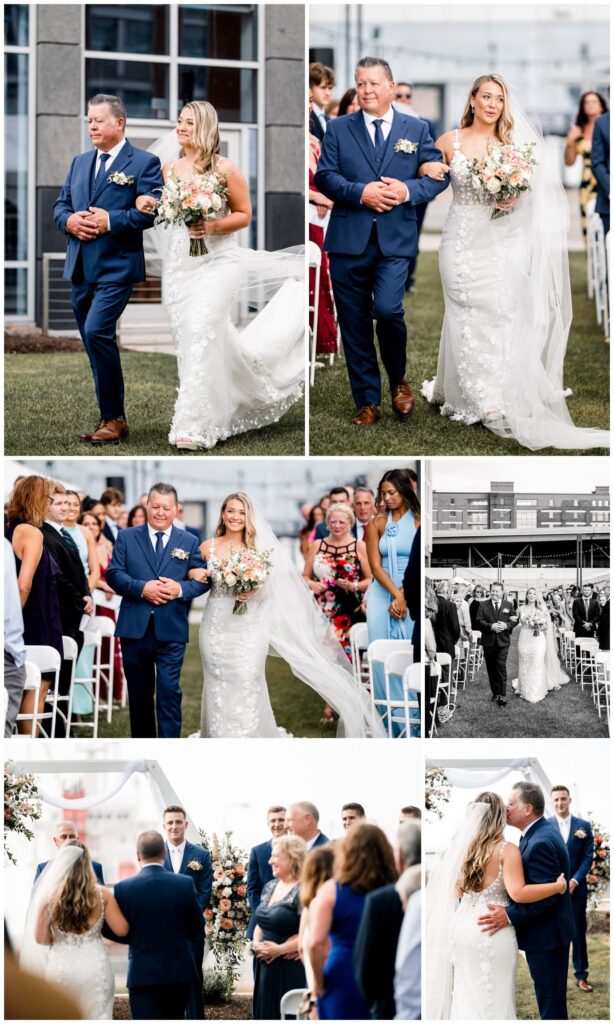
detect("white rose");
top-left (199, 195), bottom-right (212, 211)
top-left (211, 194), bottom-right (222, 211)
top-left (224, 573), bottom-right (237, 586)
top-left (222, 886), bottom-right (232, 897)
top-left (486, 178), bottom-right (502, 194)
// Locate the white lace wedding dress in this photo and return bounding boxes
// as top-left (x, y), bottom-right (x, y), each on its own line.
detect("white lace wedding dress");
top-left (449, 846), bottom-right (517, 1020)
top-left (422, 127), bottom-right (609, 451)
top-left (45, 890), bottom-right (114, 1020)
top-left (512, 608), bottom-right (569, 702)
top-left (161, 194), bottom-right (304, 450)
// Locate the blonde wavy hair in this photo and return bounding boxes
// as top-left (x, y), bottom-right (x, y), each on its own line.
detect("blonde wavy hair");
top-left (460, 75), bottom-right (514, 144)
top-left (48, 840), bottom-right (100, 934)
top-left (458, 791), bottom-right (507, 894)
top-left (272, 834), bottom-right (307, 880)
top-left (215, 492), bottom-right (257, 550)
top-left (179, 100), bottom-right (220, 173)
top-left (325, 501), bottom-right (355, 528)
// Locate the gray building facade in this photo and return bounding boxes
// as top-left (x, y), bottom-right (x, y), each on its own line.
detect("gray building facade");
top-left (433, 481), bottom-right (611, 533)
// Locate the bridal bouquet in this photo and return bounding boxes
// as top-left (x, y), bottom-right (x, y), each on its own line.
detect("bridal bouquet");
top-left (524, 608), bottom-right (549, 637)
top-left (154, 170), bottom-right (229, 256)
top-left (212, 548), bottom-right (272, 615)
top-left (468, 141), bottom-right (537, 219)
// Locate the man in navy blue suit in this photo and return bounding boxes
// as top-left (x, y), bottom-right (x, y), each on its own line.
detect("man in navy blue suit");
top-left (591, 112), bottom-right (610, 236)
top-left (478, 782), bottom-right (575, 1020)
top-left (246, 805), bottom-right (287, 942)
top-left (549, 785), bottom-right (594, 994)
top-left (113, 830), bottom-right (204, 1021)
top-left (315, 57), bottom-right (449, 427)
top-left (106, 483), bottom-right (209, 738)
top-left (285, 802), bottom-right (330, 849)
top-left (54, 94), bottom-right (163, 446)
top-left (34, 819), bottom-right (105, 885)
top-left (162, 806), bottom-right (213, 1019)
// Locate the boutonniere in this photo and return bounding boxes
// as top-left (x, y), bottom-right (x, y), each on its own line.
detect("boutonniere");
top-left (170, 547), bottom-right (189, 561)
top-left (187, 860), bottom-right (203, 871)
top-left (574, 829), bottom-right (587, 839)
top-left (394, 139), bottom-right (418, 155)
top-left (107, 171), bottom-right (135, 186)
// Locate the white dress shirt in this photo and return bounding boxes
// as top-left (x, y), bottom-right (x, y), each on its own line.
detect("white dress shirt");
top-left (556, 815), bottom-right (571, 843)
top-left (362, 108), bottom-right (410, 203)
top-left (312, 102), bottom-right (327, 134)
top-left (147, 523), bottom-right (173, 551)
top-left (94, 137), bottom-right (126, 179)
top-left (44, 519), bottom-right (63, 534)
top-left (356, 519), bottom-right (369, 542)
top-left (167, 840), bottom-right (186, 873)
top-left (305, 833), bottom-right (321, 851)
top-left (107, 520), bottom-right (119, 540)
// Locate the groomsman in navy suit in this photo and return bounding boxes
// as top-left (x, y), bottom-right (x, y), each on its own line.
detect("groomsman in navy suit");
top-left (285, 802), bottom-right (330, 849)
top-left (34, 819), bottom-right (104, 884)
top-left (592, 112), bottom-right (610, 236)
top-left (106, 483), bottom-right (208, 738)
top-left (162, 806), bottom-right (213, 1019)
top-left (550, 785), bottom-right (595, 993)
top-left (113, 831), bottom-right (204, 1021)
top-left (246, 805), bottom-right (287, 942)
top-left (315, 56), bottom-right (448, 426)
top-left (54, 94), bottom-right (163, 446)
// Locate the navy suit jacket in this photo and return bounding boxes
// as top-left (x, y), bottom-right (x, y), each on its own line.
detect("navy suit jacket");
top-left (103, 522), bottom-right (121, 546)
top-left (54, 140), bottom-right (163, 285)
top-left (548, 815), bottom-right (593, 902)
top-left (475, 598), bottom-right (518, 649)
top-left (114, 864), bottom-right (203, 989)
top-left (312, 831), bottom-right (330, 848)
top-left (246, 838), bottom-right (274, 940)
top-left (591, 113), bottom-right (610, 217)
top-left (506, 817), bottom-right (575, 951)
top-left (106, 524), bottom-right (208, 641)
top-left (314, 109), bottom-right (448, 258)
top-left (35, 858), bottom-right (104, 885)
top-left (163, 840), bottom-right (213, 913)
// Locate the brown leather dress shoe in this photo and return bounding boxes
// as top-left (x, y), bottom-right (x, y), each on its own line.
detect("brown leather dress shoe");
top-left (79, 421), bottom-right (103, 442)
top-left (91, 419), bottom-right (129, 446)
top-left (391, 378), bottom-right (415, 418)
top-left (576, 980), bottom-right (593, 992)
top-left (351, 404), bottom-right (382, 426)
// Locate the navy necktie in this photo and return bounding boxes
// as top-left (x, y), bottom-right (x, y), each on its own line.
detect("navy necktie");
top-left (61, 527), bottom-right (78, 552)
top-left (94, 151), bottom-right (110, 188)
top-left (155, 531), bottom-right (165, 571)
top-left (372, 118), bottom-right (385, 164)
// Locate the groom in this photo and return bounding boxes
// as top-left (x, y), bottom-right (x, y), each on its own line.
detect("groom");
top-left (314, 56), bottom-right (449, 426)
top-left (475, 582), bottom-right (519, 706)
top-left (106, 483), bottom-right (208, 738)
top-left (54, 94), bottom-right (164, 446)
top-left (478, 782), bottom-right (575, 1020)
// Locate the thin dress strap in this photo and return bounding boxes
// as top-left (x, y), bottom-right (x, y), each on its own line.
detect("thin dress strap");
top-left (453, 128), bottom-right (461, 151)
top-left (499, 840), bottom-right (508, 863)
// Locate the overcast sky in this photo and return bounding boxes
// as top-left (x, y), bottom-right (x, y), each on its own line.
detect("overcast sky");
top-left (310, 4), bottom-right (607, 27)
top-left (431, 457), bottom-right (609, 494)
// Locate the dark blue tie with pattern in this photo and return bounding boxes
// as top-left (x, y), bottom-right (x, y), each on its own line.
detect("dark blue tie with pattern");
top-left (155, 531), bottom-right (165, 573)
top-left (372, 118), bottom-right (385, 166)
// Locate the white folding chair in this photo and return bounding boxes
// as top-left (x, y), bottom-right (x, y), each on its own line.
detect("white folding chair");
top-left (563, 631), bottom-right (576, 670)
top-left (280, 988), bottom-right (308, 1020)
top-left (428, 661), bottom-right (441, 738)
top-left (377, 649), bottom-right (415, 738)
top-left (593, 651), bottom-right (610, 723)
top-left (71, 629), bottom-right (103, 738)
top-left (309, 240), bottom-right (322, 385)
top-left (367, 639), bottom-right (413, 735)
top-left (62, 635), bottom-right (79, 736)
top-left (349, 622), bottom-right (370, 690)
top-left (13, 661), bottom-right (43, 737)
top-left (402, 662), bottom-right (422, 737)
top-left (24, 645), bottom-right (62, 737)
top-left (90, 615), bottom-right (117, 724)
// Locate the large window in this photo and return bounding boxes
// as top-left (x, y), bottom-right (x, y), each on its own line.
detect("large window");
top-left (4, 4), bottom-right (32, 318)
top-left (516, 511), bottom-right (537, 528)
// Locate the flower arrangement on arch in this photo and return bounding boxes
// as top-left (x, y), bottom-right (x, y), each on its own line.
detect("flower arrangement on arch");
top-left (425, 766), bottom-right (451, 819)
top-left (586, 820), bottom-right (610, 910)
top-left (199, 830), bottom-right (250, 983)
top-left (4, 764), bottom-right (42, 865)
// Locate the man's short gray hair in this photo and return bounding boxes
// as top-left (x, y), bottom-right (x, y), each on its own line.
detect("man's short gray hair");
top-left (148, 483), bottom-right (178, 504)
top-left (294, 801), bottom-right (320, 824)
top-left (397, 820), bottom-right (421, 867)
top-left (88, 94), bottom-right (127, 126)
top-left (512, 781), bottom-right (545, 817)
top-left (355, 57), bottom-right (394, 83)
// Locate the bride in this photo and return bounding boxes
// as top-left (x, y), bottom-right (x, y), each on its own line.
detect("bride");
top-left (136, 101), bottom-right (304, 450)
top-left (426, 792), bottom-right (567, 1019)
top-left (512, 587), bottom-right (569, 702)
top-left (188, 491), bottom-right (381, 738)
top-left (22, 841), bottom-right (128, 1019)
top-left (421, 74), bottom-right (609, 452)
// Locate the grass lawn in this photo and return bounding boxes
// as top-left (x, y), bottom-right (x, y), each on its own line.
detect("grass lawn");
top-left (309, 251), bottom-right (609, 456)
top-left (515, 932), bottom-right (610, 1020)
top-left (435, 632), bottom-right (609, 739)
top-left (4, 351), bottom-right (305, 456)
top-left (96, 623), bottom-right (336, 739)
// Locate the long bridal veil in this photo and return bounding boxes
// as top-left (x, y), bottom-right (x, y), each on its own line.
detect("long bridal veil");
top-left (425, 801), bottom-right (490, 1019)
top-left (479, 93), bottom-right (609, 452)
top-left (252, 503), bottom-right (385, 739)
top-left (20, 844), bottom-right (85, 977)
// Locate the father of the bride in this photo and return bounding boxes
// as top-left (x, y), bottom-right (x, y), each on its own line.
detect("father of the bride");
top-left (478, 782), bottom-right (575, 1021)
top-left (314, 57), bottom-right (449, 426)
top-left (54, 94), bottom-right (163, 446)
top-left (106, 483), bottom-right (208, 738)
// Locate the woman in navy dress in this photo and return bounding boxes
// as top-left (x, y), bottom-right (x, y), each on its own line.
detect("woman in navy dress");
top-left (252, 835), bottom-right (307, 1020)
top-left (309, 822), bottom-right (397, 1020)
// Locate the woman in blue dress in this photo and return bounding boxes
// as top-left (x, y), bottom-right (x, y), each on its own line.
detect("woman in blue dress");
top-left (365, 469), bottom-right (420, 733)
top-left (309, 822), bottom-right (397, 1020)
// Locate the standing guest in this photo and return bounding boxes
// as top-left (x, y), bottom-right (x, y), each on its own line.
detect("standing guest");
top-left (597, 590), bottom-right (609, 650)
top-left (64, 492), bottom-right (101, 720)
top-left (572, 583), bottom-right (600, 638)
top-left (252, 835), bottom-right (307, 1020)
top-left (565, 91), bottom-right (609, 243)
top-left (6, 477), bottom-right (63, 731)
top-left (400, 806), bottom-right (421, 821)
top-left (354, 820), bottom-right (421, 1019)
top-left (247, 806), bottom-right (288, 942)
top-left (34, 819), bottom-right (105, 883)
top-left (326, 99), bottom-right (340, 120)
top-left (338, 88), bottom-right (359, 118)
top-left (341, 803), bottom-right (365, 830)
top-left (309, 63), bottom-right (335, 140)
top-left (565, 585), bottom-right (579, 625)
top-left (175, 502), bottom-right (201, 543)
top-left (591, 111), bottom-right (610, 236)
top-left (393, 848), bottom-right (422, 1019)
top-left (452, 583), bottom-right (472, 640)
top-left (286, 802), bottom-right (330, 849)
top-left (162, 805), bottom-right (212, 1020)
top-left (549, 786), bottom-right (594, 994)
top-left (469, 585), bottom-right (485, 628)
top-left (4, 538), bottom-right (27, 737)
top-left (127, 505), bottom-right (147, 527)
top-left (403, 526), bottom-right (421, 662)
top-left (299, 505), bottom-right (325, 560)
top-left (314, 487), bottom-right (354, 540)
top-left (308, 124), bottom-right (338, 360)
top-left (353, 487), bottom-right (376, 541)
top-left (298, 845), bottom-right (336, 1016)
top-left (433, 581), bottom-right (460, 658)
top-left (309, 822), bottom-right (397, 1020)
top-left (100, 486), bottom-right (124, 544)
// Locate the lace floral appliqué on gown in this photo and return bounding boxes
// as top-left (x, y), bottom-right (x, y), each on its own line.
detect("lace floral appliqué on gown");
top-left (45, 890), bottom-right (114, 1020)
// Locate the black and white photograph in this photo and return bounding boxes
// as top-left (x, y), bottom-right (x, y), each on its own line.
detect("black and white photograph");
top-left (425, 458), bottom-right (610, 739)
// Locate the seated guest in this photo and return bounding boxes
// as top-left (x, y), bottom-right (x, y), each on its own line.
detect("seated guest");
top-left (597, 589), bottom-right (609, 651)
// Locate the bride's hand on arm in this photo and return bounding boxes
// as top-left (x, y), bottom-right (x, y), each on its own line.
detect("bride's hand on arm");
top-left (188, 568), bottom-right (210, 583)
top-left (418, 160), bottom-right (450, 181)
top-left (502, 843), bottom-right (566, 903)
top-left (102, 888), bottom-right (129, 937)
top-left (135, 194), bottom-right (158, 215)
